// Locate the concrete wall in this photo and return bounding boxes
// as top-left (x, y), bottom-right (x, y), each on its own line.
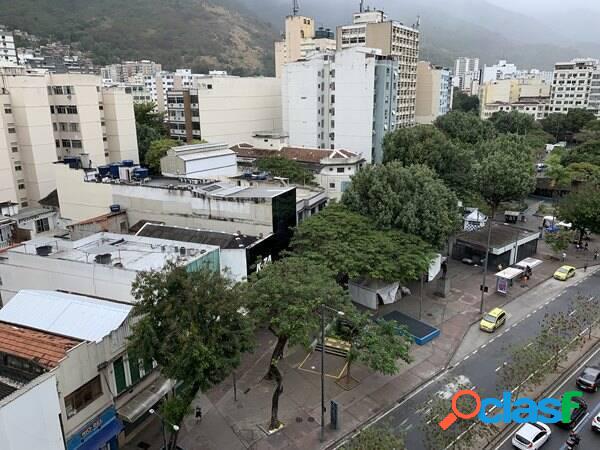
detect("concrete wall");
top-left (0, 93), bottom-right (19, 204)
top-left (0, 374), bottom-right (65, 450)
top-left (102, 87), bottom-right (139, 163)
top-left (55, 164), bottom-right (113, 221)
top-left (221, 248), bottom-right (248, 281)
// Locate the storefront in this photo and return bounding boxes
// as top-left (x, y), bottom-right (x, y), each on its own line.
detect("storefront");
top-left (66, 407), bottom-right (123, 450)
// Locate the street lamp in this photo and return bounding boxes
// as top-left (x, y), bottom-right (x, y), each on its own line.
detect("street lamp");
top-left (149, 408), bottom-right (180, 450)
top-left (320, 304), bottom-right (345, 443)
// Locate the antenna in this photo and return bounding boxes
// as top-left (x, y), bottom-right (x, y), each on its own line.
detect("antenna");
top-left (293, 0), bottom-right (299, 16)
top-left (416, 15), bottom-right (421, 29)
top-left (360, 0), bottom-right (365, 13)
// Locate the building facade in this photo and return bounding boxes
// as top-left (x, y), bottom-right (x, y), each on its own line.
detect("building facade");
top-left (453, 56), bottom-right (480, 92)
top-left (160, 142), bottom-right (237, 178)
top-left (282, 47), bottom-right (398, 163)
top-left (415, 61), bottom-right (453, 124)
top-left (0, 29), bottom-right (18, 65)
top-left (0, 68), bottom-right (139, 207)
top-left (549, 58), bottom-right (600, 116)
top-left (479, 78), bottom-right (550, 120)
top-left (481, 60), bottom-right (518, 83)
top-left (337, 9), bottom-right (419, 128)
top-left (101, 60), bottom-right (162, 84)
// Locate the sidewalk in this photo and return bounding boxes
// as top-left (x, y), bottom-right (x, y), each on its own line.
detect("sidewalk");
top-left (123, 240), bottom-right (599, 450)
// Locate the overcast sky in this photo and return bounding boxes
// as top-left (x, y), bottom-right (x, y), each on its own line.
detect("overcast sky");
top-left (484, 0), bottom-right (600, 13)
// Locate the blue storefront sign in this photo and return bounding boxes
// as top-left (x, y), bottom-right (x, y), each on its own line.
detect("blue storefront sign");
top-left (67, 407), bottom-right (123, 450)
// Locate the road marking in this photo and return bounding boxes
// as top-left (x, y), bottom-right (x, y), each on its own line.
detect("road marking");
top-left (569, 309), bottom-right (577, 316)
top-left (525, 342), bottom-right (533, 348)
top-left (463, 355), bottom-right (470, 361)
top-left (526, 313), bottom-right (532, 318)
top-left (495, 365), bottom-right (503, 372)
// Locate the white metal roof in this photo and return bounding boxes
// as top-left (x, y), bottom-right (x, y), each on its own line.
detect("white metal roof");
top-left (0, 290), bottom-right (133, 343)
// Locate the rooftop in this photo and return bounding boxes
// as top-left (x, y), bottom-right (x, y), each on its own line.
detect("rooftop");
top-left (0, 321), bottom-right (81, 369)
top-left (0, 290), bottom-right (132, 343)
top-left (136, 223), bottom-right (262, 250)
top-left (231, 144), bottom-right (362, 165)
top-left (456, 223), bottom-right (539, 250)
top-left (8, 232), bottom-right (220, 272)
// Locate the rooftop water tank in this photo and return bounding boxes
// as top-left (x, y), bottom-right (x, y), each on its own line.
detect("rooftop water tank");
top-left (98, 165), bottom-right (111, 178)
top-left (122, 160), bottom-right (135, 167)
top-left (109, 163), bottom-right (122, 178)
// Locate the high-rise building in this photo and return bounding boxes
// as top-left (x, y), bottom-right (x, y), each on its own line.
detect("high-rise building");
top-left (0, 29), bottom-right (18, 65)
top-left (482, 60), bottom-right (518, 83)
top-left (274, 15), bottom-right (336, 78)
top-left (101, 60), bottom-right (162, 83)
top-left (337, 9), bottom-right (420, 128)
top-left (479, 78), bottom-right (551, 120)
top-left (415, 61), bottom-right (453, 124)
top-left (0, 68), bottom-right (138, 206)
top-left (165, 74), bottom-right (281, 145)
top-left (282, 47), bottom-right (398, 164)
top-left (549, 58), bottom-right (600, 116)
top-left (453, 57), bottom-right (480, 92)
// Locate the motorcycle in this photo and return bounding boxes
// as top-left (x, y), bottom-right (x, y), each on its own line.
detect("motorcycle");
top-left (566, 434), bottom-right (580, 449)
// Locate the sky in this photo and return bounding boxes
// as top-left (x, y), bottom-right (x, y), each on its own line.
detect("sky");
top-left (482, 0), bottom-right (600, 13)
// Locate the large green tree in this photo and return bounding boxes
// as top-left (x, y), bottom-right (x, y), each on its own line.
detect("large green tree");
top-left (562, 140), bottom-right (600, 166)
top-left (575, 120), bottom-right (600, 143)
top-left (128, 265), bottom-right (253, 450)
top-left (434, 110), bottom-right (497, 145)
top-left (542, 110), bottom-right (597, 142)
top-left (489, 110), bottom-right (537, 136)
top-left (558, 187), bottom-right (600, 241)
top-left (256, 156), bottom-right (316, 185)
top-left (452, 90), bottom-right (480, 114)
top-left (291, 203), bottom-right (434, 283)
top-left (383, 125), bottom-right (475, 192)
top-left (134, 102), bottom-right (166, 164)
top-left (342, 163), bottom-right (460, 248)
top-left (145, 138), bottom-right (178, 173)
top-left (342, 425), bottom-right (406, 450)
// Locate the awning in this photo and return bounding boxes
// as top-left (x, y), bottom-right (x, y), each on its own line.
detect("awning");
top-left (68, 417), bottom-right (122, 450)
top-left (495, 267), bottom-right (523, 280)
top-left (117, 376), bottom-right (175, 423)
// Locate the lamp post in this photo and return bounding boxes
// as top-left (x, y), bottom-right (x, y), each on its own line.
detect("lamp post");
top-left (149, 408), bottom-right (180, 450)
top-left (319, 304), bottom-right (345, 443)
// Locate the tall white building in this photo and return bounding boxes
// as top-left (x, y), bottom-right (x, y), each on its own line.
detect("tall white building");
top-left (101, 60), bottom-right (162, 83)
top-left (0, 29), bottom-right (17, 65)
top-left (337, 9), bottom-right (420, 128)
top-left (282, 47), bottom-right (398, 164)
top-left (0, 68), bottom-right (138, 206)
top-left (482, 60), bottom-right (518, 83)
top-left (453, 57), bottom-right (480, 92)
top-left (549, 58), bottom-right (600, 116)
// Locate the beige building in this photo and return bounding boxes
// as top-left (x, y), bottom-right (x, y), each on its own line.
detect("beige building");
top-left (274, 15), bottom-right (336, 78)
top-left (479, 78), bottom-right (550, 120)
top-left (337, 9), bottom-right (420, 127)
top-left (101, 60), bottom-right (162, 83)
top-left (0, 68), bottom-right (138, 207)
top-left (415, 61), bottom-right (453, 124)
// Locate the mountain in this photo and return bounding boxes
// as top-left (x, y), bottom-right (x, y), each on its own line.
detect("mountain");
top-left (0, 0), bottom-right (279, 75)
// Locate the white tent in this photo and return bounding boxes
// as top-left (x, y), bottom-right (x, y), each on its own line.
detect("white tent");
top-left (349, 279), bottom-right (400, 310)
top-left (463, 209), bottom-right (487, 231)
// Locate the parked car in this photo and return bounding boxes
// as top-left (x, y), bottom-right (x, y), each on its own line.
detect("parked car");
top-left (512, 422), bottom-right (551, 449)
top-left (556, 396), bottom-right (587, 429)
top-left (553, 265), bottom-right (576, 281)
top-left (479, 308), bottom-right (507, 333)
top-left (576, 366), bottom-right (600, 392)
top-left (592, 412), bottom-right (600, 432)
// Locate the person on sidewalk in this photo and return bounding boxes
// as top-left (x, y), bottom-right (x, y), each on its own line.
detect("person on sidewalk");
top-left (584, 242), bottom-right (589, 251)
top-left (595, 250), bottom-right (599, 261)
top-left (562, 252), bottom-right (567, 262)
top-left (584, 262), bottom-right (588, 272)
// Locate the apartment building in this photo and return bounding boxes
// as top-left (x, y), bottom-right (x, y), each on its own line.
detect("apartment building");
top-left (101, 60), bottom-right (162, 83)
top-left (337, 9), bottom-right (419, 128)
top-left (549, 58), bottom-right (600, 116)
top-left (0, 29), bottom-right (17, 65)
top-left (282, 47), bottom-right (398, 163)
top-left (479, 78), bottom-right (550, 120)
top-left (482, 60), bottom-right (518, 83)
top-left (415, 61), bottom-right (453, 124)
top-left (165, 74), bottom-right (281, 145)
top-left (0, 68), bottom-right (139, 207)
top-left (453, 56), bottom-right (480, 92)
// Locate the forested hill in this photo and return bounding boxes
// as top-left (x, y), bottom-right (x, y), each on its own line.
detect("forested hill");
top-left (0, 0), bottom-right (278, 75)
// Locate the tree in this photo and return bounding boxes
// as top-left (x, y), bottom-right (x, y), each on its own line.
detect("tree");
top-left (570, 295), bottom-right (600, 341)
top-left (489, 110), bottom-right (537, 136)
top-left (575, 119), bottom-right (600, 144)
top-left (497, 340), bottom-right (550, 397)
top-left (566, 162), bottom-right (600, 185)
top-left (291, 203), bottom-right (435, 284)
top-left (558, 187), bottom-right (600, 241)
top-left (342, 425), bottom-right (406, 450)
top-left (383, 125), bottom-right (476, 193)
top-left (145, 138), bottom-right (177, 173)
top-left (475, 136), bottom-right (536, 311)
top-left (452, 90), bottom-right (480, 114)
top-left (538, 311), bottom-right (574, 371)
top-left (566, 109), bottom-right (597, 134)
top-left (435, 111), bottom-right (497, 145)
top-left (545, 229), bottom-right (574, 256)
top-left (256, 156), bottom-right (316, 185)
top-left (127, 264), bottom-right (254, 450)
top-left (246, 256), bottom-right (350, 431)
top-left (134, 102), bottom-right (167, 164)
top-left (541, 113), bottom-right (569, 142)
top-left (562, 140), bottom-right (600, 166)
top-left (342, 163), bottom-right (461, 248)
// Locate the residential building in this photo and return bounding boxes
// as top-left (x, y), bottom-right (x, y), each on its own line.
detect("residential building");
top-left (101, 60), bottom-right (162, 83)
top-left (453, 57), bottom-right (480, 92)
top-left (482, 60), bottom-right (518, 83)
top-left (549, 58), bottom-right (600, 116)
top-left (0, 204), bottom-right (59, 241)
top-left (231, 143), bottom-right (365, 200)
top-left (66, 209), bottom-right (129, 240)
top-left (337, 9), bottom-right (419, 128)
top-left (479, 78), bottom-right (550, 120)
top-left (164, 74), bottom-right (281, 145)
top-left (415, 61), bottom-right (453, 124)
top-left (481, 98), bottom-right (549, 121)
top-left (0, 68), bottom-right (139, 206)
top-left (0, 290), bottom-right (170, 449)
top-left (0, 29), bottom-right (17, 65)
top-left (282, 47), bottom-right (398, 163)
top-left (0, 232), bottom-right (221, 304)
top-left (160, 142), bottom-right (237, 178)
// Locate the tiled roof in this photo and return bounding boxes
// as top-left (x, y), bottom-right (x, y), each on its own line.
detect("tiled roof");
top-left (0, 321), bottom-right (81, 369)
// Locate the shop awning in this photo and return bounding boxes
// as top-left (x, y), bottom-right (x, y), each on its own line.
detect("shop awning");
top-left (68, 417), bottom-right (122, 450)
top-left (118, 377), bottom-right (175, 423)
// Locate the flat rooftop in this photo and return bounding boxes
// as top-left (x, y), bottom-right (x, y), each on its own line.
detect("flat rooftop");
top-left (136, 223), bottom-right (261, 249)
top-left (456, 223), bottom-right (539, 250)
top-left (9, 232), bottom-right (220, 272)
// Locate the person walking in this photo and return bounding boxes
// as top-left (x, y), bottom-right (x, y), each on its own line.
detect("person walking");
top-left (584, 262), bottom-right (588, 272)
top-left (562, 252), bottom-right (567, 262)
top-left (584, 242), bottom-right (589, 251)
top-left (595, 250), bottom-right (599, 261)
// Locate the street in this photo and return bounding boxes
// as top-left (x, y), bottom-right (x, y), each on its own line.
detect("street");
top-left (371, 269), bottom-right (600, 450)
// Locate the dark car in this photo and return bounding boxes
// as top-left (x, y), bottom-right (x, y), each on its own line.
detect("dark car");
top-left (576, 367), bottom-right (600, 392)
top-left (556, 397), bottom-right (587, 429)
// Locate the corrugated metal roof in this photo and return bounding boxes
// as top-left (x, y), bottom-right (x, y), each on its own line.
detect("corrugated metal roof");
top-left (0, 290), bottom-right (133, 343)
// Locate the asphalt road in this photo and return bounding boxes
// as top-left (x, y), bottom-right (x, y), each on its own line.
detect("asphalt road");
top-left (497, 347), bottom-right (600, 450)
top-left (375, 270), bottom-right (600, 450)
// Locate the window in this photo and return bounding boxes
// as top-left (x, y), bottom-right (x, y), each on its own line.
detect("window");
top-left (47, 86), bottom-right (52, 95)
top-left (99, 105), bottom-right (103, 111)
top-left (71, 140), bottom-right (82, 149)
top-left (62, 139), bottom-right (71, 148)
top-left (14, 164), bottom-right (21, 171)
top-left (64, 85), bottom-right (74, 95)
top-left (329, 183), bottom-right (335, 189)
top-left (52, 86), bottom-right (63, 95)
top-left (60, 122), bottom-right (67, 132)
top-left (20, 201), bottom-right (28, 207)
top-left (64, 376), bottom-right (102, 418)
top-left (11, 146), bottom-right (17, 153)
top-left (69, 122), bottom-right (79, 132)
top-left (130, 359), bottom-right (141, 385)
top-left (7, 127), bottom-right (15, 134)
top-left (4, 106), bottom-right (11, 114)
top-left (66, 105), bottom-right (78, 114)
top-left (56, 105), bottom-right (66, 114)
top-left (35, 217), bottom-right (50, 233)
top-left (18, 183), bottom-right (25, 190)
top-left (190, 95), bottom-right (198, 103)
top-left (113, 357), bottom-right (127, 394)
top-left (336, 167), bottom-right (345, 173)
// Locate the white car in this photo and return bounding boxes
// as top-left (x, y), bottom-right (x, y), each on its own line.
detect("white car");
top-left (512, 422), bottom-right (551, 449)
top-left (593, 412), bottom-right (600, 432)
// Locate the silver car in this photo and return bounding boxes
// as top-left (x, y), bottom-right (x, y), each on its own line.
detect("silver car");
top-left (512, 422), bottom-right (551, 449)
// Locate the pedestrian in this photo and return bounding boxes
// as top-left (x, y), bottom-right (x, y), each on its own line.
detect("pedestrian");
top-left (562, 252), bottom-right (567, 262)
top-left (584, 262), bottom-right (588, 272)
top-left (585, 242), bottom-right (589, 251)
top-left (576, 242), bottom-right (581, 252)
top-left (595, 250), bottom-right (599, 261)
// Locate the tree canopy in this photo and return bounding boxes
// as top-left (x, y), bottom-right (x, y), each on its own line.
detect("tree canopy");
top-left (562, 140), bottom-right (600, 166)
top-left (342, 163), bottom-right (461, 248)
top-left (342, 426), bottom-right (406, 450)
top-left (134, 102), bottom-right (167, 165)
top-left (256, 156), bottom-right (316, 185)
top-left (558, 187), bottom-right (600, 240)
top-left (434, 110), bottom-right (497, 145)
top-left (541, 110), bottom-right (597, 142)
top-left (452, 90), bottom-right (480, 114)
top-left (144, 138), bottom-right (177, 173)
top-left (128, 264), bottom-right (253, 448)
top-left (488, 110), bottom-right (537, 135)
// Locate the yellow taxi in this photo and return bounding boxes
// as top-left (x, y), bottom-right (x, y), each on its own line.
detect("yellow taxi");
top-left (553, 265), bottom-right (576, 281)
top-left (480, 308), bottom-right (507, 332)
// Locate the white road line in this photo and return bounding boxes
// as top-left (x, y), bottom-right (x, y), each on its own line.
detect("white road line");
top-left (526, 313), bottom-right (532, 318)
top-left (525, 342), bottom-right (533, 348)
top-left (495, 366), bottom-right (502, 372)
top-left (464, 355), bottom-right (470, 361)
top-left (569, 310), bottom-right (577, 316)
